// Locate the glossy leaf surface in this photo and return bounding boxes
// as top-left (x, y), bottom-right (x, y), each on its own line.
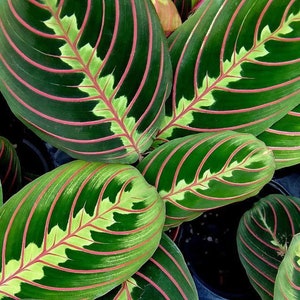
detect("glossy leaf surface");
top-left (258, 104), bottom-right (300, 169)
top-left (138, 131), bottom-right (275, 229)
top-left (103, 233), bottom-right (198, 300)
top-left (0, 0), bottom-right (172, 164)
top-left (0, 160), bottom-right (165, 299)
top-left (237, 194), bottom-right (300, 300)
top-left (274, 233), bottom-right (300, 300)
top-left (0, 137), bottom-right (22, 202)
top-left (156, 0), bottom-right (300, 143)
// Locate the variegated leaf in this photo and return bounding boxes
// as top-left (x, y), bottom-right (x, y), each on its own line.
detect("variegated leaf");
top-left (0, 136), bottom-right (22, 202)
top-left (258, 104), bottom-right (300, 169)
top-left (237, 194), bottom-right (300, 300)
top-left (274, 233), bottom-right (300, 300)
top-left (156, 0), bottom-right (300, 143)
top-left (138, 131), bottom-right (275, 229)
top-left (0, 0), bottom-right (172, 164)
top-left (0, 160), bottom-right (165, 299)
top-left (103, 233), bottom-right (198, 300)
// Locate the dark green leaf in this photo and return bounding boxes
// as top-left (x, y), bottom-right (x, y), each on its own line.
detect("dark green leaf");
top-left (103, 233), bottom-right (198, 299)
top-left (156, 0), bottom-right (300, 143)
top-left (0, 0), bottom-right (172, 164)
top-left (237, 194), bottom-right (300, 299)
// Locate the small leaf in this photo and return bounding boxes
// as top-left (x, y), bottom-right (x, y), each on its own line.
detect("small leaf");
top-left (0, 161), bottom-right (165, 299)
top-left (151, 0), bottom-right (182, 35)
top-left (237, 194), bottom-right (300, 300)
top-left (138, 131), bottom-right (275, 229)
top-left (156, 0), bottom-right (300, 143)
top-left (274, 233), bottom-right (300, 300)
top-left (0, 136), bottom-right (22, 201)
top-left (258, 104), bottom-right (300, 169)
top-left (103, 233), bottom-right (198, 299)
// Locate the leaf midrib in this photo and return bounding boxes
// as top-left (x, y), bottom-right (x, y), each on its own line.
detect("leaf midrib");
top-left (47, 2), bottom-right (140, 155)
top-left (159, 9), bottom-right (297, 136)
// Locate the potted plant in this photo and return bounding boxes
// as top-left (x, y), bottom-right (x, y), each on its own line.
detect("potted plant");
top-left (0, 0), bottom-right (299, 299)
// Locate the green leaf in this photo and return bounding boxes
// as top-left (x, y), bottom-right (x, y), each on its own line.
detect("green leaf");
top-left (103, 233), bottom-right (198, 299)
top-left (138, 131), bottom-right (275, 229)
top-left (274, 233), bottom-right (300, 300)
top-left (237, 194), bottom-right (300, 300)
top-left (258, 104), bottom-right (300, 169)
top-left (0, 136), bottom-right (22, 202)
top-left (0, 160), bottom-right (165, 299)
top-left (0, 183), bottom-right (3, 207)
top-left (0, 0), bottom-right (172, 164)
top-left (156, 0), bottom-right (300, 143)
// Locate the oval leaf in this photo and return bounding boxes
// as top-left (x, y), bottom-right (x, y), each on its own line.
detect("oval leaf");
top-left (138, 131), bottom-right (275, 229)
top-left (156, 0), bottom-right (300, 143)
top-left (0, 160), bottom-right (165, 299)
top-left (274, 233), bottom-right (300, 300)
top-left (0, 0), bottom-right (172, 164)
top-left (237, 194), bottom-right (300, 300)
top-left (0, 136), bottom-right (22, 202)
top-left (258, 104), bottom-right (300, 169)
top-left (103, 233), bottom-right (198, 300)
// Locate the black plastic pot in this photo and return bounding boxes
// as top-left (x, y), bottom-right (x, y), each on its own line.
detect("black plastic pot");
top-left (176, 179), bottom-right (293, 300)
top-left (1, 95), bottom-right (54, 187)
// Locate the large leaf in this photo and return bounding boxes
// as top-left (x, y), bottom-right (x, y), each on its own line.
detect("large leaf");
top-left (258, 104), bottom-right (300, 169)
top-left (103, 233), bottom-right (198, 299)
top-left (237, 194), bottom-right (300, 300)
top-left (0, 0), bottom-right (172, 164)
top-left (156, 0), bottom-right (300, 143)
top-left (0, 160), bottom-right (165, 299)
top-left (274, 233), bottom-right (300, 300)
top-left (138, 131), bottom-right (275, 229)
top-left (0, 136), bottom-right (22, 202)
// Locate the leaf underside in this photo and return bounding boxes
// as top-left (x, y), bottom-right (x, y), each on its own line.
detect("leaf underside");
top-left (0, 160), bottom-right (165, 299)
top-left (237, 194), bottom-right (300, 300)
top-left (0, 0), bottom-right (172, 164)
